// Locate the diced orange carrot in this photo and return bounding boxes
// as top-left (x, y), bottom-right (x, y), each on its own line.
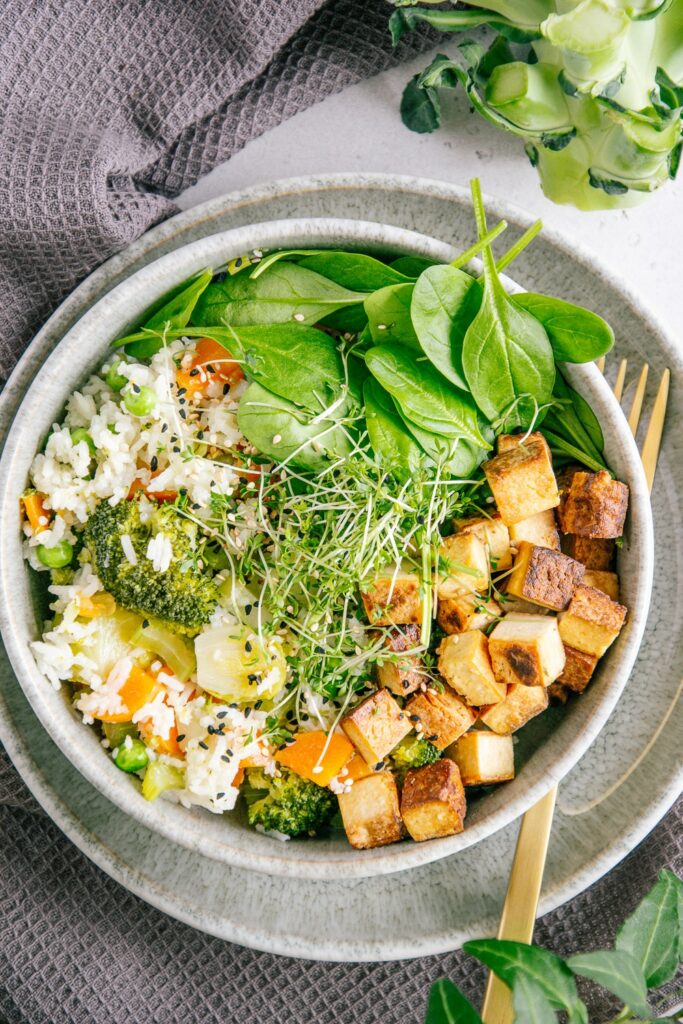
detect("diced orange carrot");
top-left (93, 664), bottom-right (161, 723)
top-left (127, 471), bottom-right (176, 503)
top-left (276, 731), bottom-right (354, 787)
top-left (77, 592), bottom-right (117, 619)
top-left (175, 366), bottom-right (208, 397)
top-left (22, 492), bottom-right (52, 534)
top-left (343, 754), bottom-right (375, 783)
top-left (195, 337), bottom-right (244, 383)
top-left (139, 721), bottom-right (184, 759)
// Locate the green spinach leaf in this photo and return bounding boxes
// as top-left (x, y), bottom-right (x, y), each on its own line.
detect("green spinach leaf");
top-left (298, 252), bottom-right (412, 291)
top-left (193, 263), bottom-right (368, 327)
top-left (411, 264), bottom-right (482, 389)
top-left (365, 283), bottom-right (420, 348)
top-left (365, 345), bottom-right (491, 449)
top-left (119, 269), bottom-right (213, 358)
top-left (424, 978), bottom-right (482, 1024)
top-left (616, 870), bottom-right (681, 988)
top-left (513, 293), bottom-right (614, 363)
top-left (462, 180), bottom-right (555, 430)
top-left (391, 255), bottom-right (439, 276)
top-left (364, 379), bottom-right (423, 481)
top-left (542, 371), bottom-right (606, 469)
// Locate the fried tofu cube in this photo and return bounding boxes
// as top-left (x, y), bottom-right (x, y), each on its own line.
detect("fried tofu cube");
top-left (583, 570), bottom-right (620, 602)
top-left (437, 533), bottom-right (489, 599)
top-left (400, 759), bottom-right (466, 841)
top-left (438, 631), bottom-right (506, 706)
top-left (479, 682), bottom-right (549, 733)
top-left (548, 682), bottom-right (570, 704)
top-left (489, 613), bottom-right (566, 687)
top-left (509, 509), bottom-right (560, 551)
top-left (483, 435), bottom-right (560, 526)
top-left (338, 772), bottom-right (403, 849)
top-left (557, 470), bottom-right (628, 539)
top-left (558, 585), bottom-right (627, 658)
top-left (563, 534), bottom-right (615, 570)
top-left (453, 514), bottom-right (512, 570)
top-left (437, 595), bottom-right (501, 635)
top-left (496, 431), bottom-right (545, 454)
top-left (506, 541), bottom-right (585, 611)
top-left (448, 731), bottom-right (515, 785)
top-left (377, 624), bottom-right (425, 697)
top-left (342, 689), bottom-right (412, 766)
top-left (361, 569), bottom-right (422, 625)
top-left (558, 643), bottom-right (598, 693)
top-left (406, 687), bottom-right (477, 750)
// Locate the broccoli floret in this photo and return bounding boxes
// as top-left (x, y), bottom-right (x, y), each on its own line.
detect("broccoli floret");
top-left (49, 566), bottom-right (76, 587)
top-left (390, 735), bottom-right (440, 784)
top-left (243, 767), bottom-right (337, 838)
top-left (84, 495), bottom-right (218, 635)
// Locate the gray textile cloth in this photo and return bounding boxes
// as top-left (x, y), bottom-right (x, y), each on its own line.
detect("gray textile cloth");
top-left (0, 2), bottom-right (681, 1022)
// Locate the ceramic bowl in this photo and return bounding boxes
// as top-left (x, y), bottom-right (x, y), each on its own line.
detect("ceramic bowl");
top-left (0, 217), bottom-right (654, 879)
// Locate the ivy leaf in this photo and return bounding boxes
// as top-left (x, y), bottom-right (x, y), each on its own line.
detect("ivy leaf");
top-left (568, 950), bottom-right (650, 1018)
top-left (424, 978), bottom-right (482, 1024)
top-left (400, 75), bottom-right (442, 134)
top-left (463, 940), bottom-right (587, 1024)
top-left (616, 870), bottom-right (681, 988)
top-left (512, 974), bottom-right (558, 1024)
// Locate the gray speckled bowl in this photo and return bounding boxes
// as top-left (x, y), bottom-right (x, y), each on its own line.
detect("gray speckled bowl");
top-left (0, 218), bottom-right (654, 880)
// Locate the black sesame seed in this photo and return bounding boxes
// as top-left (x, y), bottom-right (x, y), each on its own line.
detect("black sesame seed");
top-left (374, 762), bottom-right (384, 771)
top-left (199, 741), bottom-right (208, 750)
top-left (132, 383), bottom-right (140, 394)
top-left (177, 387), bottom-right (187, 397)
top-left (216, 710), bottom-right (228, 719)
top-left (223, 383), bottom-right (230, 395)
top-left (225, 749), bottom-right (233, 757)
top-left (427, 734), bottom-right (438, 742)
top-left (150, 455), bottom-right (158, 471)
top-left (172, 446), bottom-right (180, 453)
top-left (179, 397), bottom-right (186, 406)
top-left (245, 641), bottom-right (252, 653)
top-left (254, 700), bottom-right (263, 710)
top-left (197, 430), bottom-right (204, 439)
top-left (142, 619), bottom-right (150, 629)
top-left (316, 645), bottom-right (325, 654)
top-left (244, 707), bottom-right (252, 718)
top-left (189, 368), bottom-right (200, 377)
top-left (244, 604), bottom-right (252, 615)
top-left (176, 734), bottom-right (185, 742)
top-left (402, 680), bottom-right (411, 690)
top-left (409, 714), bottom-right (420, 723)
top-left (161, 423), bottom-right (168, 433)
top-left (179, 408), bottom-right (187, 420)
top-left (229, 702), bottom-right (238, 709)
top-left (207, 725), bottom-right (216, 735)
top-left (221, 754), bottom-right (231, 762)
top-left (207, 365), bottom-right (215, 374)
top-left (216, 792), bottom-right (225, 799)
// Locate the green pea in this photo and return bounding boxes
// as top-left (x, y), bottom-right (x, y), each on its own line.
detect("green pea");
top-left (202, 540), bottom-right (230, 571)
top-left (114, 737), bottom-right (149, 774)
top-left (105, 361), bottom-right (128, 392)
top-left (37, 540), bottom-right (74, 568)
top-left (71, 427), bottom-right (96, 454)
top-left (124, 386), bottom-right (157, 417)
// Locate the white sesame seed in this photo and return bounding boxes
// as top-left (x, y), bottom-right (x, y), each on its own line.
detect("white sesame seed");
top-left (293, 313), bottom-right (305, 322)
top-left (272, 434), bottom-right (282, 444)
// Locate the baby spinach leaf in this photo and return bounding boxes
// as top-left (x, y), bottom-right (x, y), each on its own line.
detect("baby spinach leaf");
top-left (542, 429), bottom-right (606, 473)
top-left (462, 181), bottom-right (555, 429)
top-left (425, 978), bottom-right (483, 1024)
top-left (513, 293), bottom-right (614, 362)
top-left (236, 381), bottom-right (352, 471)
top-left (365, 345), bottom-right (491, 449)
top-left (193, 263), bottom-right (368, 327)
top-left (464, 940), bottom-right (588, 1024)
top-left (411, 265), bottom-right (482, 389)
top-left (568, 950), bottom-right (650, 1018)
top-left (616, 870), bottom-right (681, 988)
top-left (298, 252), bottom-right (413, 292)
top-left (391, 255), bottom-right (439, 276)
top-left (511, 974), bottom-right (557, 1024)
top-left (397, 409), bottom-right (484, 478)
top-left (543, 371), bottom-right (605, 467)
top-left (365, 283), bottom-right (420, 348)
top-left (118, 269), bottom-right (213, 358)
top-left (364, 379), bottom-right (423, 481)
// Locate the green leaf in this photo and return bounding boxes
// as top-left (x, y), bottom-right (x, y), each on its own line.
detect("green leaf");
top-left (365, 283), bottom-right (420, 348)
top-left (617, 870), bottom-right (682, 988)
top-left (512, 293), bottom-right (614, 363)
top-left (391, 255), bottom-right (439, 276)
top-left (364, 379), bottom-right (424, 481)
top-left (512, 974), bottom-right (558, 1024)
top-left (120, 269), bottom-right (213, 358)
top-left (193, 263), bottom-right (368, 327)
top-left (393, 401), bottom-right (485, 478)
top-left (568, 950), bottom-right (650, 1018)
top-left (298, 252), bottom-right (413, 291)
top-left (411, 264), bottom-right (482, 389)
top-left (400, 75), bottom-right (442, 134)
top-left (236, 381), bottom-right (351, 471)
top-left (424, 978), bottom-right (483, 1024)
top-left (464, 940), bottom-right (587, 1024)
top-left (542, 371), bottom-right (606, 469)
top-left (417, 53), bottom-right (462, 91)
top-left (365, 345), bottom-right (491, 449)
top-left (542, 429), bottom-right (607, 472)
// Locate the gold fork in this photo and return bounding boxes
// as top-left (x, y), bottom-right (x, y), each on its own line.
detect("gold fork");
top-left (481, 359), bottom-right (670, 1024)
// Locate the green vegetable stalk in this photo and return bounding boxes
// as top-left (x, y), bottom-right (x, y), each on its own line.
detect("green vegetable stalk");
top-left (391, 0), bottom-right (683, 210)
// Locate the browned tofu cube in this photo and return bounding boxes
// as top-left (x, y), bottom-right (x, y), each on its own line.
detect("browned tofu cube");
top-left (438, 631), bottom-right (506, 706)
top-left (489, 613), bottom-right (566, 687)
top-left (548, 682), bottom-right (570, 704)
top-left (506, 541), bottom-right (585, 611)
top-left (338, 772), bottom-right (403, 849)
top-left (563, 534), bottom-right (615, 570)
top-left (558, 644), bottom-right (598, 693)
top-left (400, 759), bottom-right (466, 841)
top-left (437, 533), bottom-right (489, 599)
top-left (483, 435), bottom-right (560, 526)
top-left (453, 513), bottom-right (512, 570)
top-left (583, 570), bottom-right (620, 602)
top-left (361, 569), bottom-right (422, 625)
top-left (496, 431), bottom-right (545, 454)
top-left (342, 689), bottom-right (412, 766)
top-left (406, 687), bottom-right (477, 749)
top-left (509, 509), bottom-right (560, 551)
top-left (437, 595), bottom-right (501, 635)
top-left (448, 731), bottom-right (515, 785)
top-left (479, 682), bottom-right (548, 733)
top-left (557, 470), bottom-right (628, 539)
top-left (558, 585), bottom-right (627, 657)
top-left (377, 624), bottom-right (425, 697)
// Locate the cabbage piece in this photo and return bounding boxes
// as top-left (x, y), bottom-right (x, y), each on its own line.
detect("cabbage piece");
top-left (195, 625), bottom-right (287, 703)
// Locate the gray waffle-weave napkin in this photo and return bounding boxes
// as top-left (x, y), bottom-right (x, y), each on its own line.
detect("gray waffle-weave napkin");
top-left (0, 2), bottom-right (681, 1022)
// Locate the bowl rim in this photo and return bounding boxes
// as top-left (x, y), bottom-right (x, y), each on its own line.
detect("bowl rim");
top-left (0, 216), bottom-right (654, 879)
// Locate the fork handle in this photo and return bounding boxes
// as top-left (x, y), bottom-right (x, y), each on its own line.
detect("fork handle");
top-left (481, 786), bottom-right (558, 1024)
